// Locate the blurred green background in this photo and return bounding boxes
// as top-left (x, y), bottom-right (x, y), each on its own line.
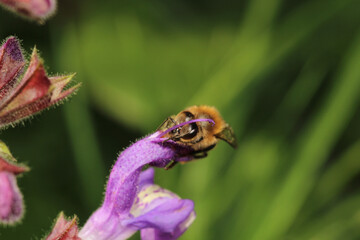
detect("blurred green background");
top-left (1, 0), bottom-right (360, 239)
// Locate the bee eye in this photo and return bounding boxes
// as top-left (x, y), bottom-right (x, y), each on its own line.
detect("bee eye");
top-left (183, 111), bottom-right (194, 119)
top-left (185, 112), bottom-right (193, 117)
top-left (181, 123), bottom-right (198, 140)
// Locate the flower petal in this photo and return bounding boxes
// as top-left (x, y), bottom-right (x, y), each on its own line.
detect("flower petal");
top-left (0, 171), bottom-right (24, 224)
top-left (125, 198), bottom-right (195, 232)
top-left (78, 208), bottom-right (137, 240)
top-left (122, 173), bottom-right (196, 240)
top-left (125, 168), bottom-right (196, 240)
top-left (138, 167), bottom-right (155, 188)
top-left (140, 211), bottom-right (196, 240)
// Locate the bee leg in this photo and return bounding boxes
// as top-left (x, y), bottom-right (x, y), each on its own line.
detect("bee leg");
top-left (193, 151), bottom-right (208, 159)
top-left (161, 135), bottom-right (183, 145)
top-left (161, 136), bottom-right (182, 147)
top-left (165, 160), bottom-right (178, 170)
top-left (156, 117), bottom-right (176, 131)
top-left (177, 152), bottom-right (207, 166)
top-left (161, 138), bottom-right (172, 144)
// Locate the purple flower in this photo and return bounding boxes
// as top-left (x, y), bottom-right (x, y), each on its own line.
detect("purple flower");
top-left (46, 132), bottom-right (197, 240)
top-left (79, 132), bottom-right (196, 240)
top-left (0, 141), bottom-right (29, 225)
top-left (0, 0), bottom-right (56, 22)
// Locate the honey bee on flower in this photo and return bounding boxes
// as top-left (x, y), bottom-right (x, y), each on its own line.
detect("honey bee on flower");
top-left (158, 105), bottom-right (237, 169)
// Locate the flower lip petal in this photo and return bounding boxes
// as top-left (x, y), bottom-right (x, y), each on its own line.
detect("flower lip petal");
top-left (125, 168), bottom-right (195, 238)
top-left (123, 198), bottom-right (195, 233)
top-left (138, 167), bottom-right (155, 188)
top-left (140, 211), bottom-right (196, 240)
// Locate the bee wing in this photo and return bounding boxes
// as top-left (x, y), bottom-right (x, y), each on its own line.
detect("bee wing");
top-left (156, 115), bottom-right (176, 131)
top-left (215, 124), bottom-right (237, 148)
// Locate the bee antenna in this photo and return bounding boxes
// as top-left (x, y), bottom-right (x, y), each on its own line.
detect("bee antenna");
top-left (158, 119), bottom-right (215, 138)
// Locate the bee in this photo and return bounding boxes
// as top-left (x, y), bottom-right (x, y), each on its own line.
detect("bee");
top-left (158, 105), bottom-right (237, 169)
